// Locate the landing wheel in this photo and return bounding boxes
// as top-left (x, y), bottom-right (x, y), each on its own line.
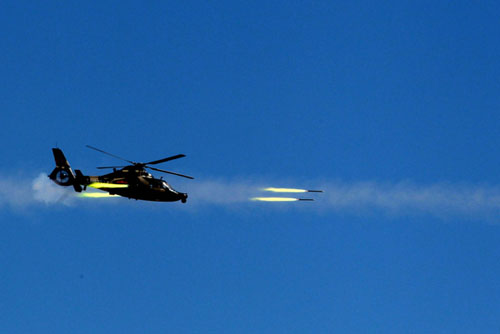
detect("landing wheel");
top-left (181, 198), bottom-right (187, 203)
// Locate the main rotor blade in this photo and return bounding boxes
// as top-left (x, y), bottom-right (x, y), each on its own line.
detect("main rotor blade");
top-left (86, 145), bottom-right (135, 164)
top-left (147, 166), bottom-right (194, 179)
top-left (145, 154), bottom-right (186, 165)
top-left (96, 166), bottom-right (126, 169)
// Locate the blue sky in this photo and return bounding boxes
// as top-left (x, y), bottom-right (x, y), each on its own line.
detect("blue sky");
top-left (1, 1), bottom-right (500, 332)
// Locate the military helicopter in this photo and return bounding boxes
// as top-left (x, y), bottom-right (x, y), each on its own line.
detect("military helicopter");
top-left (48, 145), bottom-right (193, 203)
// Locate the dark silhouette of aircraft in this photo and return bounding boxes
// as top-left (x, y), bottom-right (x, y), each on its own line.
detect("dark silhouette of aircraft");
top-left (49, 146), bottom-right (193, 203)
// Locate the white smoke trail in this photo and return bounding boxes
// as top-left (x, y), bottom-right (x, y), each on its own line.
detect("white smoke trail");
top-left (0, 177), bottom-right (35, 209)
top-left (32, 173), bottom-right (75, 205)
top-left (183, 179), bottom-right (500, 221)
top-left (0, 173), bottom-right (76, 209)
top-left (321, 181), bottom-right (500, 220)
top-left (182, 179), bottom-right (257, 205)
top-left (1, 172), bottom-right (499, 221)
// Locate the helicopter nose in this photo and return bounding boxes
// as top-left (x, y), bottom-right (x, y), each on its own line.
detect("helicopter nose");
top-left (180, 193), bottom-right (188, 203)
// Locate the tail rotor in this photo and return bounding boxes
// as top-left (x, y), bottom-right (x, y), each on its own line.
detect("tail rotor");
top-left (48, 148), bottom-right (83, 192)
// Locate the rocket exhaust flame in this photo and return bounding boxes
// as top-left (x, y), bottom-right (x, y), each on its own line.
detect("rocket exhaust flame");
top-left (88, 182), bottom-right (128, 189)
top-left (253, 187), bottom-right (322, 202)
top-left (263, 187), bottom-right (307, 193)
top-left (251, 197), bottom-right (314, 202)
top-left (79, 192), bottom-right (120, 198)
top-left (262, 187), bottom-right (323, 193)
top-left (251, 197), bottom-right (300, 202)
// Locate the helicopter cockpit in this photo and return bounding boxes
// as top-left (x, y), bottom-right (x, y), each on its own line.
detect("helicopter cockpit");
top-left (148, 178), bottom-right (174, 191)
top-left (161, 181), bottom-right (174, 191)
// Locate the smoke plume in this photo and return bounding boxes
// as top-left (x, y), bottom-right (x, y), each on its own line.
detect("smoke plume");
top-left (0, 172), bottom-right (499, 221)
top-left (32, 173), bottom-right (75, 205)
top-left (0, 173), bottom-right (75, 209)
top-left (182, 179), bottom-right (500, 221)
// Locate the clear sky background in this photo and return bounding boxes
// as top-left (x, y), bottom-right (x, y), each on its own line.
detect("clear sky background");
top-left (1, 1), bottom-right (500, 333)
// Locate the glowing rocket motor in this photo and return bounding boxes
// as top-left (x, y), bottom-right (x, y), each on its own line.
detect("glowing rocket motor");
top-left (88, 182), bottom-right (129, 189)
top-left (79, 192), bottom-right (120, 198)
top-left (78, 183), bottom-right (128, 198)
top-left (262, 187), bottom-right (323, 193)
top-left (251, 197), bottom-right (314, 202)
top-left (251, 187), bottom-right (323, 202)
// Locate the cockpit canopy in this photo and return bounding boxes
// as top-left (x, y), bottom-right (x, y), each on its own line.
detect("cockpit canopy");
top-left (162, 180), bottom-right (173, 191)
top-left (150, 178), bottom-right (173, 190)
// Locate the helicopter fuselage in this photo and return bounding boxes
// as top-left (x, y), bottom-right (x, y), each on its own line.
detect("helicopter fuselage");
top-left (49, 148), bottom-right (189, 203)
top-left (86, 168), bottom-right (188, 202)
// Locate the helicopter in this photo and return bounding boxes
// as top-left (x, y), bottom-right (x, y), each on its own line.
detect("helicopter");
top-left (48, 145), bottom-right (193, 203)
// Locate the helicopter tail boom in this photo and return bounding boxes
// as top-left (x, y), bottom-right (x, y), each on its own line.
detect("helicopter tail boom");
top-left (48, 148), bottom-right (83, 192)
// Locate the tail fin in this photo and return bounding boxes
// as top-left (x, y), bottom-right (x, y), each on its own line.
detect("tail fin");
top-left (74, 169), bottom-right (89, 190)
top-left (48, 148), bottom-right (83, 192)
